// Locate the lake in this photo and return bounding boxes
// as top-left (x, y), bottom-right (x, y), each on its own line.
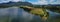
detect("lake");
top-left (0, 6), bottom-right (60, 22)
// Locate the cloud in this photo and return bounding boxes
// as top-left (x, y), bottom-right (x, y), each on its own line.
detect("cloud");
top-left (28, 0), bottom-right (59, 5)
top-left (49, 0), bottom-right (55, 3)
top-left (38, 0), bottom-right (48, 5)
top-left (0, 0), bottom-right (60, 5)
top-left (29, 0), bottom-right (48, 5)
top-left (11, 0), bottom-right (20, 2)
top-left (49, 0), bottom-right (57, 4)
top-left (49, 0), bottom-right (60, 4)
top-left (0, 0), bottom-right (10, 3)
top-left (11, 0), bottom-right (25, 2)
top-left (0, 0), bottom-right (26, 3)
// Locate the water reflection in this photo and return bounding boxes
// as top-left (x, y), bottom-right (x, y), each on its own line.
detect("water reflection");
top-left (0, 7), bottom-right (60, 22)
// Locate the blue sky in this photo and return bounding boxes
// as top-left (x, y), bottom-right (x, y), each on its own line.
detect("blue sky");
top-left (0, 0), bottom-right (59, 5)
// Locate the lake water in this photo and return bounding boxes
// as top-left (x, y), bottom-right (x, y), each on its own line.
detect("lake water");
top-left (0, 6), bottom-right (60, 22)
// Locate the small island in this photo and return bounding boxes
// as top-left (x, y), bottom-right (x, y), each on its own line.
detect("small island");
top-left (20, 6), bottom-right (49, 21)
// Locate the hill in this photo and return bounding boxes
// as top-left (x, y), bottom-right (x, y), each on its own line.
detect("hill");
top-left (0, 1), bottom-right (33, 8)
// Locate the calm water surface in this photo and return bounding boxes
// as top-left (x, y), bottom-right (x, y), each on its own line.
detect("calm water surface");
top-left (0, 7), bottom-right (60, 22)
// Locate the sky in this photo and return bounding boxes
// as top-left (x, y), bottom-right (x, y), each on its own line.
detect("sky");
top-left (0, 0), bottom-right (59, 5)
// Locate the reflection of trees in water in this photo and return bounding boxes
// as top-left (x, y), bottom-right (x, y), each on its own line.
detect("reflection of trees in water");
top-left (47, 7), bottom-right (60, 13)
top-left (48, 15), bottom-right (60, 22)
